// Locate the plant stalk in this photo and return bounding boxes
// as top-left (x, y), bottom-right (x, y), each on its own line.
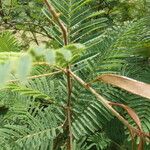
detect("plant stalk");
top-left (68, 70), bottom-right (149, 137)
top-left (44, 1), bottom-right (73, 149)
top-left (66, 66), bottom-right (73, 150)
top-left (44, 0), bottom-right (68, 45)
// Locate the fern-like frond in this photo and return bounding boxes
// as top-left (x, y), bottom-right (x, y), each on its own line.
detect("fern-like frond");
top-left (0, 1), bottom-right (149, 149)
top-left (72, 17), bottom-right (150, 81)
top-left (43, 0), bottom-right (108, 47)
top-left (7, 84), bottom-right (53, 103)
top-left (0, 32), bottom-right (21, 52)
top-left (0, 107), bottom-right (61, 150)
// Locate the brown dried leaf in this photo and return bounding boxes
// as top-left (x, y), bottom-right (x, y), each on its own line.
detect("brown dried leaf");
top-left (97, 74), bottom-right (150, 100)
top-left (109, 102), bottom-right (144, 150)
top-left (109, 102), bottom-right (142, 130)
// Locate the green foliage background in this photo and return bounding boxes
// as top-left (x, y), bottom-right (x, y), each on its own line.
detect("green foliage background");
top-left (0, 0), bottom-right (150, 150)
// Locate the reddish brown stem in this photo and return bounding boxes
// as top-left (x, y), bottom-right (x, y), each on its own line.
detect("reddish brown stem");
top-left (44, 1), bottom-right (73, 149)
top-left (44, 0), bottom-right (68, 45)
top-left (66, 66), bottom-right (73, 150)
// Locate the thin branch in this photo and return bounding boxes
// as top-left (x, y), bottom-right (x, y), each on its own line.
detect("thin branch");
top-left (7, 71), bottom-right (62, 83)
top-left (17, 21), bottom-right (52, 39)
top-left (33, 62), bottom-right (53, 66)
top-left (44, 0), bottom-right (68, 45)
top-left (68, 70), bottom-right (150, 138)
top-left (0, 0), bottom-right (4, 17)
top-left (15, 124), bottom-right (65, 143)
top-left (43, 1), bottom-right (73, 149)
top-left (66, 66), bottom-right (73, 150)
top-left (30, 29), bottom-right (39, 45)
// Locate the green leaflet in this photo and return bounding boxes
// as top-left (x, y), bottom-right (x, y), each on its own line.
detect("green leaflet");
top-left (31, 43), bottom-right (86, 66)
top-left (16, 54), bottom-right (32, 82)
top-left (0, 61), bottom-right (11, 88)
top-left (56, 44), bottom-right (86, 66)
top-left (0, 32), bottom-right (20, 52)
top-left (7, 84), bottom-right (53, 103)
top-left (45, 50), bottom-right (56, 65)
top-left (0, 53), bottom-right (33, 88)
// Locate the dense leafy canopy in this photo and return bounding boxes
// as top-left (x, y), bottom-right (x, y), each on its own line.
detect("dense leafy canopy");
top-left (0, 0), bottom-right (150, 150)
